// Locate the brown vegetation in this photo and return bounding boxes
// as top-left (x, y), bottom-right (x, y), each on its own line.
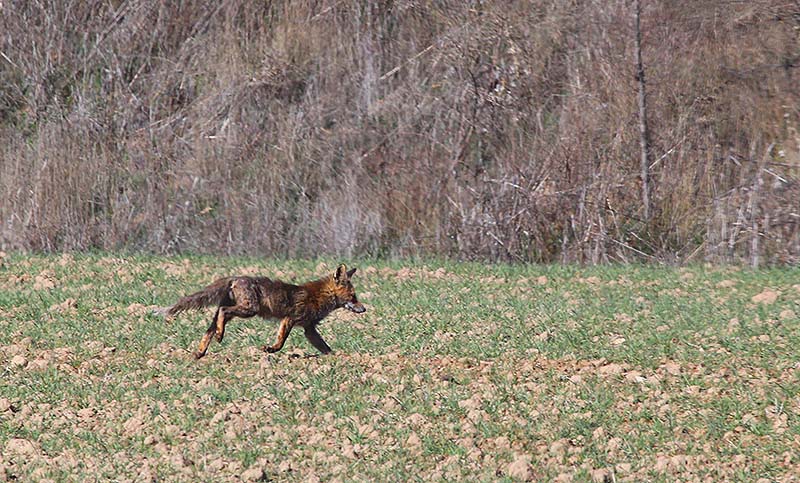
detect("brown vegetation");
top-left (1, 0), bottom-right (798, 264)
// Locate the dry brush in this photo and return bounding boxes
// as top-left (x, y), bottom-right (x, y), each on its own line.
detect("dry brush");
top-left (1, 0), bottom-right (798, 264)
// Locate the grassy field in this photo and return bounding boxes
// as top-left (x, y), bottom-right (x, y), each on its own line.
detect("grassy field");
top-left (0, 253), bottom-right (799, 482)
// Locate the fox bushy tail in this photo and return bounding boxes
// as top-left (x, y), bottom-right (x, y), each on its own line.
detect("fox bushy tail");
top-left (156, 278), bottom-right (233, 318)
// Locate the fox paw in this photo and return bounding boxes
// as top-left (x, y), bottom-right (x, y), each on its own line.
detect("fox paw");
top-left (261, 345), bottom-right (279, 354)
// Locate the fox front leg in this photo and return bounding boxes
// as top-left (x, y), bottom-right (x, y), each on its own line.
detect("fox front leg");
top-left (263, 317), bottom-right (293, 354)
top-left (304, 326), bottom-right (332, 354)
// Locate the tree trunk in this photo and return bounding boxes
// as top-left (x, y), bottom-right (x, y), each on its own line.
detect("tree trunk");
top-left (633, 0), bottom-right (651, 221)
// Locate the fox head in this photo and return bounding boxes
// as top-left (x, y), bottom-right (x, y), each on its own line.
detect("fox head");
top-left (333, 264), bottom-right (366, 314)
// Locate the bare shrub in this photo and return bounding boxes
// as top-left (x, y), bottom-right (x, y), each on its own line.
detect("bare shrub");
top-left (1, 0), bottom-right (797, 264)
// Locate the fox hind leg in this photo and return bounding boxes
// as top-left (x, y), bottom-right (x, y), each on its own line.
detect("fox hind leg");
top-left (215, 278), bottom-right (263, 343)
top-left (195, 282), bottom-right (259, 359)
top-left (196, 306), bottom-right (229, 359)
top-left (214, 279), bottom-right (257, 342)
top-left (215, 303), bottom-right (258, 343)
top-left (213, 306), bottom-right (225, 342)
top-left (196, 304), bottom-right (259, 359)
top-left (196, 314), bottom-right (219, 359)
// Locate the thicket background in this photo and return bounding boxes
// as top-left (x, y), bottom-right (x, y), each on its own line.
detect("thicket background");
top-left (1, 0), bottom-right (798, 264)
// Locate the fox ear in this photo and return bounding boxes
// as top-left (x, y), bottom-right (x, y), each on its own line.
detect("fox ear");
top-left (346, 267), bottom-right (357, 278)
top-left (334, 264), bottom-right (348, 283)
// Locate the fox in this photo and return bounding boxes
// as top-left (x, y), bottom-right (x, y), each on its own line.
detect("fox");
top-left (156, 264), bottom-right (366, 359)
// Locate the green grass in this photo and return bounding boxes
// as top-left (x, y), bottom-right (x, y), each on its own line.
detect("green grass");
top-left (0, 253), bottom-right (799, 481)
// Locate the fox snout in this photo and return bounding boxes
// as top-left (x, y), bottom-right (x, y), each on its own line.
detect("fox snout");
top-left (344, 301), bottom-right (366, 313)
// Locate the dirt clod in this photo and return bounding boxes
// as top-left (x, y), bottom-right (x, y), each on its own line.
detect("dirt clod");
top-left (507, 454), bottom-right (533, 480)
top-left (241, 466), bottom-right (266, 481)
top-left (4, 438), bottom-right (36, 457)
top-left (752, 289), bottom-right (778, 305)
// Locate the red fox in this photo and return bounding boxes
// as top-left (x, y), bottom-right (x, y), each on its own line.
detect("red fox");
top-left (157, 264), bottom-right (366, 359)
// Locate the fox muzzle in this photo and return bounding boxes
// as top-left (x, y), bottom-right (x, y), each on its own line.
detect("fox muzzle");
top-left (344, 301), bottom-right (366, 313)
